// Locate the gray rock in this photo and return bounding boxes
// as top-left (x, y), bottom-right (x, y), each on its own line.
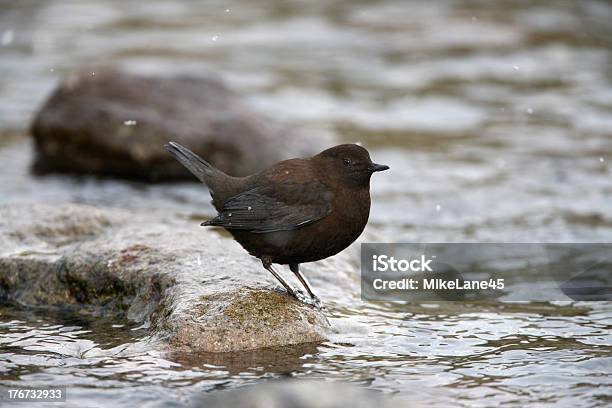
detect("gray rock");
top-left (30, 67), bottom-right (329, 181)
top-left (0, 203), bottom-right (330, 352)
top-left (191, 380), bottom-right (417, 408)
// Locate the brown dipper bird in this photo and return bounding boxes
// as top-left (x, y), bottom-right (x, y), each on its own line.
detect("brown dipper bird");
top-left (165, 142), bottom-right (389, 305)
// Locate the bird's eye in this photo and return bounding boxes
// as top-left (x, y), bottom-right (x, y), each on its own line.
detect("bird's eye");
top-left (343, 158), bottom-right (351, 166)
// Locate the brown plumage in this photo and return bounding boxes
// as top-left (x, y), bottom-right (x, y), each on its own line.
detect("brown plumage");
top-left (165, 142), bottom-right (389, 305)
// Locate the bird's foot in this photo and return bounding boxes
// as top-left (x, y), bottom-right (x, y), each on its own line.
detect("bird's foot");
top-left (309, 294), bottom-right (326, 311)
top-left (292, 289), bottom-right (326, 311)
top-left (292, 288), bottom-right (310, 303)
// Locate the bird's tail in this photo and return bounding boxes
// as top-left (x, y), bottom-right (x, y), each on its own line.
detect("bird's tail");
top-left (164, 141), bottom-right (223, 184)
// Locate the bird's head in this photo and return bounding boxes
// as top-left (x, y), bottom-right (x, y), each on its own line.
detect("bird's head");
top-left (315, 144), bottom-right (389, 187)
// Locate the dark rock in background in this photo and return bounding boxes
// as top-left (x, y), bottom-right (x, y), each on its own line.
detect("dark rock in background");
top-left (30, 67), bottom-right (329, 181)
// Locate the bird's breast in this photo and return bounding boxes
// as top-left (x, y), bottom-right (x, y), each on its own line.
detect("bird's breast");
top-left (278, 187), bottom-right (370, 263)
top-left (228, 187), bottom-right (371, 265)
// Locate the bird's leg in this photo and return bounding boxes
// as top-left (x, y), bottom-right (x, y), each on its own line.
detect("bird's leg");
top-left (261, 256), bottom-right (297, 298)
top-left (289, 263), bottom-right (322, 307)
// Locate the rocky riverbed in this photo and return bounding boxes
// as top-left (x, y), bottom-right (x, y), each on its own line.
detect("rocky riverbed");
top-left (0, 203), bottom-right (331, 352)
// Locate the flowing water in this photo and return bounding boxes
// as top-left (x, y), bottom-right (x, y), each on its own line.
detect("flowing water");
top-left (1, 0), bottom-right (611, 406)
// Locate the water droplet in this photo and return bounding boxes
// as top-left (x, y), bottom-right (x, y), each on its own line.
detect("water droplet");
top-left (228, 213), bottom-right (232, 217)
top-left (436, 205), bottom-right (441, 212)
top-left (513, 66), bottom-right (520, 71)
top-left (225, 8), bottom-right (230, 13)
top-left (212, 35), bottom-right (218, 41)
top-left (527, 108), bottom-right (533, 114)
top-left (285, 171), bottom-right (289, 175)
top-left (1, 30), bottom-right (14, 46)
top-left (49, 68), bottom-right (54, 73)
top-left (247, 206), bottom-right (252, 211)
top-left (91, 72), bottom-right (95, 76)
top-left (600, 157), bottom-right (605, 163)
top-left (123, 120), bottom-right (137, 126)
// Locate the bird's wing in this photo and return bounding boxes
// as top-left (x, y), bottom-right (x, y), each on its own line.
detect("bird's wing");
top-left (202, 181), bottom-right (333, 233)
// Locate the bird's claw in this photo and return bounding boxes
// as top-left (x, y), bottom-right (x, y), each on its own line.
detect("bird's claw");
top-left (292, 289), bottom-right (326, 311)
top-left (310, 295), bottom-right (326, 311)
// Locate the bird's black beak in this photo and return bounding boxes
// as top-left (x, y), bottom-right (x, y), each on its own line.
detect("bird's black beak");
top-left (370, 163), bottom-right (390, 172)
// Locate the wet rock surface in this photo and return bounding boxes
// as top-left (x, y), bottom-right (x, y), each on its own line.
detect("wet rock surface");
top-left (191, 380), bottom-right (417, 408)
top-left (0, 203), bottom-right (330, 352)
top-left (30, 67), bottom-right (328, 181)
